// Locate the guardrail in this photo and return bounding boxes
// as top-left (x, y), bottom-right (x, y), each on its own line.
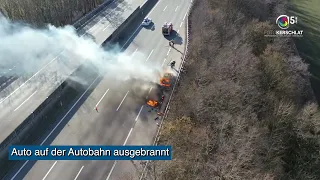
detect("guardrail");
top-left (0, 64), bottom-right (99, 178)
top-left (0, 0), bottom-right (115, 151)
top-left (0, 0), bottom-right (160, 178)
top-left (0, 0), bottom-right (116, 157)
top-left (108, 6), bottom-right (141, 43)
top-left (139, 0), bottom-right (195, 179)
top-left (0, 0), bottom-right (128, 178)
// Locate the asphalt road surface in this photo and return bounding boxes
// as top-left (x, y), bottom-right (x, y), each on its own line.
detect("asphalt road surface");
top-left (5, 0), bottom-right (191, 179)
top-left (0, 0), bottom-right (142, 144)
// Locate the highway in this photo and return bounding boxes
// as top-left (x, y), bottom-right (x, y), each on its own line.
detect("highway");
top-left (0, 0), bottom-right (141, 144)
top-left (5, 0), bottom-right (191, 179)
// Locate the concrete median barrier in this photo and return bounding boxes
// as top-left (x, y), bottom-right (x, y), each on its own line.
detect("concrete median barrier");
top-left (0, 0), bottom-right (161, 178)
top-left (0, 63), bottom-right (99, 178)
top-left (103, 0), bottom-right (158, 46)
top-left (140, 0), bottom-right (159, 15)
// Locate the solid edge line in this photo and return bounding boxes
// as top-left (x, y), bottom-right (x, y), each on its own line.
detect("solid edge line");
top-left (40, 75), bottom-right (100, 145)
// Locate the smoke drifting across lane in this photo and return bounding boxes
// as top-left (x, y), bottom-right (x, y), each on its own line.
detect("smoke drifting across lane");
top-left (0, 16), bottom-right (163, 94)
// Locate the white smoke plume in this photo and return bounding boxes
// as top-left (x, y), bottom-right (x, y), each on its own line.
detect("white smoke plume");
top-left (0, 16), bottom-right (163, 88)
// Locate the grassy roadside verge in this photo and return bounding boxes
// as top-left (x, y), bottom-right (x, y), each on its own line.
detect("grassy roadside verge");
top-left (145, 0), bottom-right (320, 179)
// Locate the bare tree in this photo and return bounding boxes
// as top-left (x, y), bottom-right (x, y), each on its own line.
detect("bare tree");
top-left (0, 0), bottom-right (105, 26)
top-left (154, 0), bottom-right (320, 179)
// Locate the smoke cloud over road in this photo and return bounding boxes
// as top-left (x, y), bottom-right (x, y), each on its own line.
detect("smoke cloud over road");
top-left (0, 17), bottom-right (162, 86)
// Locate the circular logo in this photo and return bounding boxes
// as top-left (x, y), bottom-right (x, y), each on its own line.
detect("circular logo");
top-left (276, 15), bottom-right (289, 29)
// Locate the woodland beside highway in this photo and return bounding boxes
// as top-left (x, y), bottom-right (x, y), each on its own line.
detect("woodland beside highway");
top-left (152, 0), bottom-right (320, 179)
top-left (0, 0), bottom-right (104, 26)
top-left (1, 0), bottom-right (320, 179)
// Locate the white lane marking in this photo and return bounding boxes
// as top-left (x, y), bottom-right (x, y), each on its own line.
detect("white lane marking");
top-left (0, 0), bottom-right (118, 104)
top-left (14, 90), bottom-right (38, 112)
top-left (74, 166), bottom-right (84, 180)
top-left (146, 87), bottom-right (153, 99)
top-left (116, 91), bottom-right (129, 111)
top-left (167, 48), bottom-right (171, 56)
top-left (106, 161), bottom-right (117, 180)
top-left (40, 75), bottom-right (100, 144)
top-left (12, 0), bottom-right (153, 173)
top-left (177, 29), bottom-right (180, 33)
top-left (135, 105), bottom-right (144, 122)
top-left (102, 24), bottom-right (111, 31)
top-left (105, 106), bottom-right (143, 180)
top-left (123, 128), bottom-right (133, 145)
top-left (183, 8), bottom-right (188, 21)
top-left (175, 6), bottom-right (179, 11)
top-left (146, 49), bottom-right (154, 61)
top-left (131, 48), bottom-right (138, 59)
top-left (120, 0), bottom-right (161, 50)
top-left (103, 4), bottom-right (162, 179)
top-left (95, 88), bottom-right (109, 108)
top-left (0, 0), bottom-right (122, 104)
top-left (0, 51), bottom-right (62, 105)
top-left (12, 0), bottom-right (159, 175)
top-left (180, 22), bottom-right (183, 27)
top-left (163, 6), bottom-right (167, 11)
top-left (42, 161), bottom-right (57, 180)
top-left (10, 76), bottom-right (100, 180)
top-left (140, 3), bottom-right (193, 180)
top-left (162, 58), bottom-right (167, 67)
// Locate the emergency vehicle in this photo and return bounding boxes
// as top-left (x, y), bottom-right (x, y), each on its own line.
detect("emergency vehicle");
top-left (162, 22), bottom-right (173, 36)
